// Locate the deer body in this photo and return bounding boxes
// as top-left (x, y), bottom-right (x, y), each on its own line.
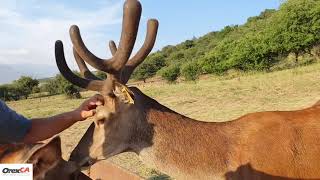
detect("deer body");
top-left (99, 88), bottom-right (320, 179)
top-left (69, 87), bottom-right (320, 179)
top-left (54, 0), bottom-right (320, 179)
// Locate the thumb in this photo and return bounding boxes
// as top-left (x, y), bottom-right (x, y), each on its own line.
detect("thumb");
top-left (81, 110), bottom-right (96, 119)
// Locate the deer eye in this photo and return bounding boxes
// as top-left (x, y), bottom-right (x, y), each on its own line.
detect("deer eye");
top-left (97, 119), bottom-right (106, 125)
top-left (108, 92), bottom-right (116, 98)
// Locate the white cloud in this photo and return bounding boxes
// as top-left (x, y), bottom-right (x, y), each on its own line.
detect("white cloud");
top-left (0, 49), bottom-right (29, 56)
top-left (0, 0), bottom-right (124, 71)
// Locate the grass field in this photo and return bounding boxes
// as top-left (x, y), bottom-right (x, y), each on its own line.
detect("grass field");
top-left (7, 63), bottom-right (320, 179)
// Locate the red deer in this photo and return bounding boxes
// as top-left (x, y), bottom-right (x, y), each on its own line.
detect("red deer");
top-left (0, 136), bottom-right (90, 180)
top-left (55, 0), bottom-right (320, 179)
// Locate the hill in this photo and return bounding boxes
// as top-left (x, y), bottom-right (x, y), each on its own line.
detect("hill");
top-left (132, 0), bottom-right (320, 81)
top-left (0, 63), bottom-right (57, 85)
top-left (0, 65), bottom-right (22, 84)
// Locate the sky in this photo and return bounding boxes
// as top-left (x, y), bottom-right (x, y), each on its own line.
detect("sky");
top-left (0, 0), bottom-right (282, 82)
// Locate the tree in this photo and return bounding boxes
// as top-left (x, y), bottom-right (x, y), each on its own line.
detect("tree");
top-left (63, 84), bottom-right (81, 99)
top-left (43, 78), bottom-right (60, 95)
top-left (0, 85), bottom-right (10, 101)
top-left (181, 61), bottom-right (200, 81)
top-left (274, 0), bottom-right (320, 63)
top-left (0, 84), bottom-right (22, 101)
top-left (132, 53), bottom-right (166, 81)
top-left (43, 74), bottom-right (81, 99)
top-left (12, 76), bottom-right (39, 99)
top-left (159, 65), bottom-right (180, 82)
top-left (183, 40), bottom-right (195, 49)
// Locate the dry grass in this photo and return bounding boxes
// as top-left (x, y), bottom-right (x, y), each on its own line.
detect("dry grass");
top-left (7, 63), bottom-right (320, 179)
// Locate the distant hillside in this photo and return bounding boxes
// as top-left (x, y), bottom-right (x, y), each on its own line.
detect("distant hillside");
top-left (0, 64), bottom-right (58, 85)
top-left (132, 0), bottom-right (320, 81)
top-left (0, 65), bottom-right (22, 84)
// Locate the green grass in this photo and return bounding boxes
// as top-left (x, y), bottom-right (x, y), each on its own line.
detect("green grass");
top-left (7, 62), bottom-right (320, 179)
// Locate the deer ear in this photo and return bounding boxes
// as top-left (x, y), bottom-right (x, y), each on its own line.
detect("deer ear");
top-left (113, 82), bottom-right (135, 104)
top-left (27, 136), bottom-right (62, 180)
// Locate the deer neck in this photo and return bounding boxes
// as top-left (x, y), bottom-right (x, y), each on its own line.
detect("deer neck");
top-left (127, 87), bottom-right (187, 147)
top-left (127, 88), bottom-right (235, 179)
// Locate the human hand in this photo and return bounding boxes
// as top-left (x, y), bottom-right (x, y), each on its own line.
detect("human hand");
top-left (73, 94), bottom-right (104, 121)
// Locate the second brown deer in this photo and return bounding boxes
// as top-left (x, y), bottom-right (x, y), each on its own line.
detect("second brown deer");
top-left (0, 136), bottom-right (90, 180)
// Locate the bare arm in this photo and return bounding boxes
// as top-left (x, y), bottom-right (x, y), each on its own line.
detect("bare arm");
top-left (23, 94), bottom-right (104, 143)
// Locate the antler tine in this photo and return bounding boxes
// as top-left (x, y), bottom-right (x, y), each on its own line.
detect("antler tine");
top-left (70, 0), bottom-right (142, 75)
top-left (55, 41), bottom-right (104, 91)
top-left (70, 25), bottom-right (113, 73)
top-left (127, 19), bottom-right (159, 68)
top-left (73, 48), bottom-right (101, 80)
top-left (121, 19), bottom-right (159, 83)
top-left (109, 40), bottom-right (117, 56)
top-left (112, 0), bottom-right (142, 71)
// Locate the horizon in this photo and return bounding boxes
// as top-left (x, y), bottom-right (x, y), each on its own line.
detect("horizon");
top-left (0, 0), bottom-right (281, 84)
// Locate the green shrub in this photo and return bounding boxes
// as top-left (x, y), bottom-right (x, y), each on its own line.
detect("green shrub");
top-left (43, 74), bottom-right (81, 99)
top-left (0, 84), bottom-right (21, 101)
top-left (0, 76), bottom-right (39, 101)
top-left (12, 76), bottom-right (39, 99)
top-left (32, 86), bottom-right (41, 94)
top-left (43, 79), bottom-right (60, 95)
top-left (181, 61), bottom-right (201, 81)
top-left (159, 65), bottom-right (181, 82)
top-left (63, 84), bottom-right (81, 99)
top-left (132, 53), bottom-right (166, 81)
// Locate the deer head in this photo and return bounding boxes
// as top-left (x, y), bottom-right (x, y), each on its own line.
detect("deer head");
top-left (55, 0), bottom-right (158, 165)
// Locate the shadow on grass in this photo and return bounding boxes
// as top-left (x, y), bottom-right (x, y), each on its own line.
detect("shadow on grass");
top-left (148, 174), bottom-right (171, 180)
top-left (225, 163), bottom-right (320, 180)
top-left (147, 169), bottom-right (171, 180)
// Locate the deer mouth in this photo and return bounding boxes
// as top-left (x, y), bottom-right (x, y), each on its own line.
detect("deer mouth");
top-left (75, 156), bottom-right (107, 168)
top-left (76, 156), bottom-right (92, 167)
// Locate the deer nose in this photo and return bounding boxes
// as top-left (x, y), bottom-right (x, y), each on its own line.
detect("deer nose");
top-left (87, 158), bottom-right (98, 166)
top-left (81, 161), bottom-right (91, 167)
top-left (74, 156), bottom-right (94, 168)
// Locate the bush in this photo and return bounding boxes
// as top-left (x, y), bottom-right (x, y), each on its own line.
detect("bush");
top-left (0, 76), bottom-right (39, 101)
top-left (183, 40), bottom-right (195, 49)
top-left (132, 53), bottom-right (166, 81)
top-left (32, 86), bottom-right (41, 94)
top-left (159, 65), bottom-right (181, 82)
top-left (43, 79), bottom-right (60, 95)
top-left (0, 84), bottom-right (21, 101)
top-left (63, 84), bottom-right (81, 99)
top-left (12, 76), bottom-right (39, 99)
top-left (181, 61), bottom-right (201, 81)
top-left (0, 85), bottom-right (7, 100)
top-left (43, 74), bottom-right (81, 99)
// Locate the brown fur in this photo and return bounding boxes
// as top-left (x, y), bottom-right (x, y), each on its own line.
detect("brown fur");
top-left (70, 87), bottom-right (320, 180)
top-left (0, 137), bottom-right (90, 180)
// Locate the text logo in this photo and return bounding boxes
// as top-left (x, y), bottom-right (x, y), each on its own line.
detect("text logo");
top-left (0, 164), bottom-right (32, 180)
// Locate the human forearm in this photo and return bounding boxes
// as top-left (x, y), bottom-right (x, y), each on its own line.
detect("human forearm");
top-left (23, 111), bottom-right (81, 143)
top-left (21, 94), bottom-right (103, 144)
